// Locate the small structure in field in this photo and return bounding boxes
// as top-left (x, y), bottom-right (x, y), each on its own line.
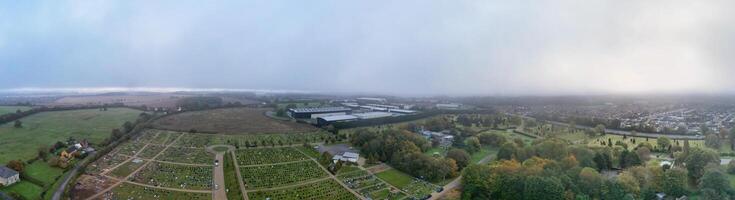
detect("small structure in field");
top-left (333, 152), bottom-right (360, 163)
top-left (0, 166), bottom-right (20, 187)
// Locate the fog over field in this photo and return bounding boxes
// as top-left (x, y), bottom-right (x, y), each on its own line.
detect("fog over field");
top-left (1, 0), bottom-right (734, 96)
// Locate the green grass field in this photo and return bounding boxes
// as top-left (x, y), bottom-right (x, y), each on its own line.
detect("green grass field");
top-left (470, 147), bottom-right (498, 164)
top-left (0, 106), bottom-right (31, 115)
top-left (375, 169), bottom-right (413, 188)
top-left (24, 161), bottom-right (65, 186)
top-left (0, 108), bottom-right (143, 163)
top-left (0, 181), bottom-right (43, 200)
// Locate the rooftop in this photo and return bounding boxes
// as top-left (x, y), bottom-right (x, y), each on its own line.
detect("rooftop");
top-left (318, 115), bottom-right (359, 122)
top-left (0, 166), bottom-right (19, 178)
top-left (289, 107), bottom-right (351, 113)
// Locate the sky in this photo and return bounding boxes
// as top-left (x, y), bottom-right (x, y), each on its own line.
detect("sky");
top-left (1, 0), bottom-right (734, 96)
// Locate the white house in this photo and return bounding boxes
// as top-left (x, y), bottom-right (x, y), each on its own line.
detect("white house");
top-left (0, 166), bottom-right (20, 187)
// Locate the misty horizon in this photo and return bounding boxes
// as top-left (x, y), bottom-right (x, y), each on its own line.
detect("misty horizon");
top-left (2, 1), bottom-right (734, 96)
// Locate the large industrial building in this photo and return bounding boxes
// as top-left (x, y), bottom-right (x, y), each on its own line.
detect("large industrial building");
top-left (317, 115), bottom-right (359, 125)
top-left (288, 107), bottom-right (352, 119)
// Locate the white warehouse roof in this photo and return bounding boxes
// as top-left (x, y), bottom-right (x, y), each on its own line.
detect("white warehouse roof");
top-left (318, 115), bottom-right (359, 122)
top-left (353, 112), bottom-right (392, 119)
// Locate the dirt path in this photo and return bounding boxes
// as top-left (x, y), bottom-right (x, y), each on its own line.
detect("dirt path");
top-left (428, 152), bottom-right (495, 200)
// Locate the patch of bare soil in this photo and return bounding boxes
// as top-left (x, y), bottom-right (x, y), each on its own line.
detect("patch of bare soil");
top-left (152, 107), bottom-right (318, 134)
top-left (70, 175), bottom-right (118, 200)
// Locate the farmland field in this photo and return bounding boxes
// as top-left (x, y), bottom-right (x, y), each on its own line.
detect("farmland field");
top-left (0, 106), bottom-right (30, 115)
top-left (247, 179), bottom-right (359, 200)
top-left (152, 107), bottom-right (317, 133)
top-left (0, 108), bottom-right (143, 163)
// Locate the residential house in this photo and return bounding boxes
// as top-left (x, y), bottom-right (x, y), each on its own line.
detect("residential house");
top-left (0, 166), bottom-right (20, 187)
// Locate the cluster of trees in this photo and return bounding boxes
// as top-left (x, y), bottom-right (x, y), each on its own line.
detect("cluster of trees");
top-left (350, 129), bottom-right (458, 181)
top-left (455, 114), bottom-right (505, 129)
top-left (462, 133), bottom-right (730, 199)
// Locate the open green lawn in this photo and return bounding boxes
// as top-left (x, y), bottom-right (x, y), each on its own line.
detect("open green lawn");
top-left (424, 146), bottom-right (446, 157)
top-left (224, 153), bottom-right (244, 200)
top-left (0, 106), bottom-right (31, 115)
top-left (24, 161), bottom-right (65, 186)
top-left (0, 181), bottom-right (43, 200)
top-left (0, 108), bottom-right (143, 163)
top-left (375, 169), bottom-right (413, 189)
top-left (470, 146), bottom-right (498, 164)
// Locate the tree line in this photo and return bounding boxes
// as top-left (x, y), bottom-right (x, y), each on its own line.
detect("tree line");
top-left (350, 129), bottom-right (459, 182)
top-left (461, 133), bottom-right (730, 200)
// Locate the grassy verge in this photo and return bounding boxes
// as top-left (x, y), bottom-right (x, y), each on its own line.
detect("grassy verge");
top-left (224, 153), bottom-right (244, 200)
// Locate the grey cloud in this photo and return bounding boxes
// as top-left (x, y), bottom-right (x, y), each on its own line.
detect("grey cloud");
top-left (0, 0), bottom-right (733, 96)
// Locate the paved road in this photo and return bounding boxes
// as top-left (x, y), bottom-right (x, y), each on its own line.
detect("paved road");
top-left (51, 152), bottom-right (95, 200)
top-left (213, 153), bottom-right (227, 200)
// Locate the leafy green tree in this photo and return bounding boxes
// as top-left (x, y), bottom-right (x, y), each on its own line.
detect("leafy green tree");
top-left (684, 147), bottom-right (720, 180)
top-left (728, 160), bottom-right (735, 174)
top-left (13, 120), bottom-right (22, 128)
top-left (699, 166), bottom-right (733, 197)
top-left (497, 142), bottom-right (517, 160)
top-left (446, 149), bottom-right (470, 169)
top-left (705, 134), bottom-right (721, 149)
top-left (662, 168), bottom-right (688, 197)
top-left (461, 164), bottom-right (492, 199)
top-left (318, 152), bottom-right (333, 167)
top-left (594, 124), bottom-right (606, 135)
top-left (464, 136), bottom-right (481, 153)
top-left (534, 138), bottom-right (569, 161)
top-left (477, 132), bottom-right (507, 147)
top-left (657, 137), bottom-right (671, 152)
top-left (524, 176), bottom-right (565, 200)
top-left (602, 180), bottom-right (627, 200)
top-left (6, 160), bottom-right (24, 172)
top-left (578, 167), bottom-right (603, 198)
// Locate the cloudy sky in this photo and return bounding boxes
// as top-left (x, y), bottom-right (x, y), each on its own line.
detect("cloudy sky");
top-left (1, 0), bottom-right (733, 96)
